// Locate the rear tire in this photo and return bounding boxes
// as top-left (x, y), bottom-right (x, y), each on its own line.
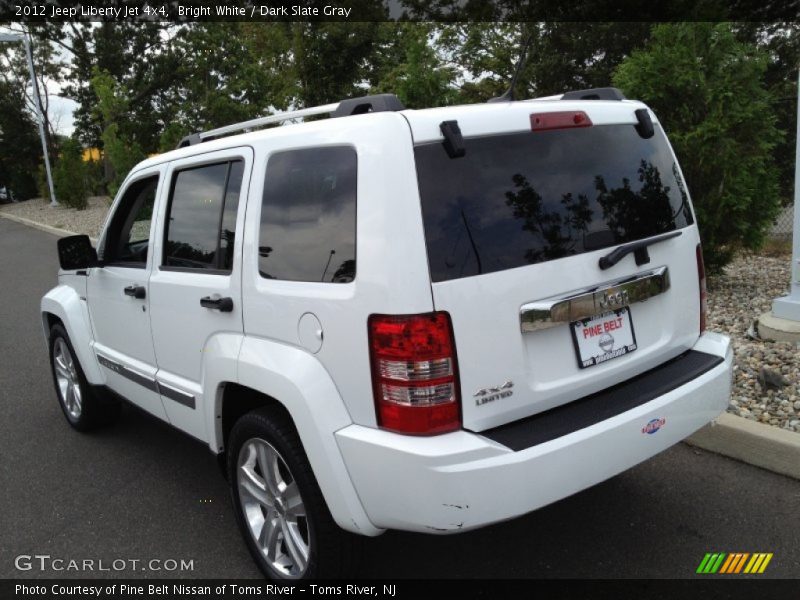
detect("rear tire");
top-left (49, 324), bottom-right (120, 431)
top-left (227, 407), bottom-right (361, 579)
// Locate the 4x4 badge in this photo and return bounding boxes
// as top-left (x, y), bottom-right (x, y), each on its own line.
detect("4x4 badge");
top-left (474, 381), bottom-right (514, 406)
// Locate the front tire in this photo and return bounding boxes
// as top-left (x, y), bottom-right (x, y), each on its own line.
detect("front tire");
top-left (227, 407), bottom-right (361, 579)
top-left (49, 324), bottom-right (119, 431)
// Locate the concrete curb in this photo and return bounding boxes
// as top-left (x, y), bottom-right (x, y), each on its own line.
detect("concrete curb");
top-left (685, 412), bottom-right (800, 480)
top-left (0, 211), bottom-right (98, 244)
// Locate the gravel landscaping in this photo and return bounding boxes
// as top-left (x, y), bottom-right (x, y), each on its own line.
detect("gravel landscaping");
top-left (2, 198), bottom-right (798, 434)
top-left (0, 196), bottom-right (110, 239)
top-left (708, 252), bottom-right (800, 433)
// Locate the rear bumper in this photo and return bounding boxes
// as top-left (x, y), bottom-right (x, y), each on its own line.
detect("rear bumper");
top-left (335, 332), bottom-right (732, 533)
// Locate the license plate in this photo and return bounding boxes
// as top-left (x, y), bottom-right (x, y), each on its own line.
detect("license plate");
top-left (570, 307), bottom-right (637, 369)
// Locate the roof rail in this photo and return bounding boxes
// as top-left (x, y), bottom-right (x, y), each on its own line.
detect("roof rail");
top-left (561, 87), bottom-right (626, 101)
top-left (176, 93), bottom-right (405, 149)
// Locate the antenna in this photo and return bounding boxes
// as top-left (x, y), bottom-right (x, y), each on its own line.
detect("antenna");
top-left (488, 33), bottom-right (534, 103)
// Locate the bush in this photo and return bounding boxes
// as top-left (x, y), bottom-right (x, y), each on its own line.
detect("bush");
top-left (102, 123), bottom-right (145, 198)
top-left (614, 23), bottom-right (781, 272)
top-left (84, 155), bottom-right (106, 196)
top-left (36, 163), bottom-right (50, 203)
top-left (53, 138), bottom-right (89, 210)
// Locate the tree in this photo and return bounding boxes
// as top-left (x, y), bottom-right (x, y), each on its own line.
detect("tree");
top-left (0, 25), bottom-right (65, 149)
top-left (370, 23), bottom-right (458, 108)
top-left (156, 22), bottom-right (289, 150)
top-left (438, 22), bottom-right (652, 103)
top-left (47, 19), bottom-right (182, 189)
top-left (291, 22), bottom-right (385, 107)
top-left (614, 23), bottom-right (781, 271)
top-left (734, 23), bottom-right (800, 204)
top-left (0, 80), bottom-right (40, 200)
top-left (53, 137), bottom-right (88, 210)
top-left (91, 70), bottom-right (146, 197)
top-left (155, 21), bottom-right (387, 147)
top-left (0, 25), bottom-right (66, 196)
top-left (59, 20), bottom-right (181, 151)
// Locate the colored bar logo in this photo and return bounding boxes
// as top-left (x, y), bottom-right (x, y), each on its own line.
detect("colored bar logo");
top-left (696, 552), bottom-right (773, 574)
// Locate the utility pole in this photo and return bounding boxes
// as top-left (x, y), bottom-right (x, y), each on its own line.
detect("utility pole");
top-left (762, 69), bottom-right (800, 341)
top-left (0, 32), bottom-right (58, 206)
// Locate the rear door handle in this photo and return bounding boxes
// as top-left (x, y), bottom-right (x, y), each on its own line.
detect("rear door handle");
top-left (200, 296), bottom-right (233, 312)
top-left (123, 285), bottom-right (146, 299)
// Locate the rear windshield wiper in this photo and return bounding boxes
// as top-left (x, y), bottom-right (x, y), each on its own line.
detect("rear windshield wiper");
top-left (598, 230), bottom-right (682, 270)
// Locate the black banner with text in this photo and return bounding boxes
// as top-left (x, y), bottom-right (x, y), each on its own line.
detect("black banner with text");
top-left (2, 0), bottom-right (800, 22)
top-left (3, 579), bottom-right (798, 600)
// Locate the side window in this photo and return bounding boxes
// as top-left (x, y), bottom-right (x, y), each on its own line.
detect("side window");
top-left (103, 175), bottom-right (159, 267)
top-left (163, 160), bottom-right (244, 272)
top-left (259, 147), bottom-right (356, 283)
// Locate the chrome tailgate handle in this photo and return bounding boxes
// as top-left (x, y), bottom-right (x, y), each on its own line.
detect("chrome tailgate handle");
top-left (520, 267), bottom-right (670, 332)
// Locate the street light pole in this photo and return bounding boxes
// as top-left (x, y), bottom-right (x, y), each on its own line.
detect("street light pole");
top-left (771, 68), bottom-right (800, 322)
top-left (23, 36), bottom-right (57, 207)
top-left (0, 32), bottom-right (57, 206)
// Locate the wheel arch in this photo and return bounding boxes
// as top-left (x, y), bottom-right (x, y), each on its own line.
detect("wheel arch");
top-left (41, 285), bottom-right (103, 384)
top-left (211, 336), bottom-right (382, 536)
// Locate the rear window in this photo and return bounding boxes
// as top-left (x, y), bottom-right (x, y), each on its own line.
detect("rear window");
top-left (415, 124), bottom-right (693, 282)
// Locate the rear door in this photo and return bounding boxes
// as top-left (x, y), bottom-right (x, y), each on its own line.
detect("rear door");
top-left (148, 148), bottom-right (251, 441)
top-left (410, 102), bottom-right (702, 431)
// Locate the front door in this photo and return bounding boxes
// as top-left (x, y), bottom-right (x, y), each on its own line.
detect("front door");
top-left (87, 169), bottom-right (166, 420)
top-left (148, 149), bottom-right (251, 441)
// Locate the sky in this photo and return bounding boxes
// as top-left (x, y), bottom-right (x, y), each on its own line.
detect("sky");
top-left (44, 89), bottom-right (77, 136)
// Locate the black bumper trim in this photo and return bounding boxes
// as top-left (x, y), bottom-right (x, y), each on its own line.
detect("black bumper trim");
top-left (478, 350), bottom-right (724, 452)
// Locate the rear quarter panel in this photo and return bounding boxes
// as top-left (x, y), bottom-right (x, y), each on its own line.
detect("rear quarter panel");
top-left (240, 112), bottom-right (433, 427)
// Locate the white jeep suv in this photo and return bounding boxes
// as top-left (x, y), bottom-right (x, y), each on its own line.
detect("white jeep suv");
top-left (41, 89), bottom-right (733, 579)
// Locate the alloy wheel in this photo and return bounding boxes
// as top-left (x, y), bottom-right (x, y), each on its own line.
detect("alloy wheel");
top-left (53, 337), bottom-right (82, 420)
top-left (237, 438), bottom-right (310, 578)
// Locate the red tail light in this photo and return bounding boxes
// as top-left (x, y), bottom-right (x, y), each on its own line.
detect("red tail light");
top-left (368, 312), bottom-right (461, 435)
top-left (696, 244), bottom-right (707, 333)
top-left (530, 111), bottom-right (592, 132)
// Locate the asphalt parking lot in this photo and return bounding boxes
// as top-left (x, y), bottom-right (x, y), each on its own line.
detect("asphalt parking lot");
top-left (1, 217), bottom-right (798, 579)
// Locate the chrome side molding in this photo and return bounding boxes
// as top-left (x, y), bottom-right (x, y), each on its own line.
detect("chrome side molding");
top-left (520, 267), bottom-right (670, 332)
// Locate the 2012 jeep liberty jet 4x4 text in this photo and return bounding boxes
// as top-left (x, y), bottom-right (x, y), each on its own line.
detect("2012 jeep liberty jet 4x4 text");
top-left (42, 88), bottom-right (732, 579)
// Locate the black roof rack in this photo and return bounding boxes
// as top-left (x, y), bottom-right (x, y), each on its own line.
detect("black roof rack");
top-left (561, 87), bottom-right (626, 101)
top-left (331, 94), bottom-right (405, 118)
top-left (176, 93), bottom-right (405, 149)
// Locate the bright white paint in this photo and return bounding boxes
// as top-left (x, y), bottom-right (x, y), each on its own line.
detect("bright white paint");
top-left (337, 333), bottom-right (732, 532)
top-left (41, 97), bottom-right (732, 537)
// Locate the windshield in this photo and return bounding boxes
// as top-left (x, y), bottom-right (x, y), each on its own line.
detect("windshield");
top-left (415, 124), bottom-right (694, 282)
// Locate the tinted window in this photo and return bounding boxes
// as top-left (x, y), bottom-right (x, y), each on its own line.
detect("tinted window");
top-left (104, 176), bottom-right (158, 266)
top-left (415, 125), bottom-right (694, 282)
top-left (219, 161), bottom-right (244, 271)
top-left (259, 147), bottom-right (356, 283)
top-left (163, 160), bottom-right (243, 271)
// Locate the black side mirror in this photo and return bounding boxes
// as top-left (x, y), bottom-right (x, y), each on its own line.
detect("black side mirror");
top-left (57, 235), bottom-right (98, 270)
